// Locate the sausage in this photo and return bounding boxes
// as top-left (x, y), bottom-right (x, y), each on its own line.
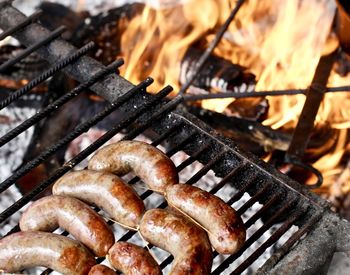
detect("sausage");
top-left (108, 242), bottom-right (161, 275)
top-left (88, 140), bottom-right (178, 194)
top-left (165, 184), bottom-right (246, 254)
top-left (19, 195), bottom-right (114, 257)
top-left (0, 231), bottom-right (96, 275)
top-left (88, 265), bottom-right (116, 275)
top-left (53, 170), bottom-right (145, 228)
top-left (139, 209), bottom-right (212, 275)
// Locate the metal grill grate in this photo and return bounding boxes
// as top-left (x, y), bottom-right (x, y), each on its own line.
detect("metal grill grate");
top-left (0, 1), bottom-right (349, 274)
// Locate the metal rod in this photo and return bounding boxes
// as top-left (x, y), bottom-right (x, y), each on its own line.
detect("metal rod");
top-left (183, 85), bottom-right (350, 101)
top-left (244, 194), bottom-right (280, 228)
top-left (236, 184), bottom-right (269, 215)
top-left (0, 10), bottom-right (42, 41)
top-left (186, 150), bottom-right (227, 185)
top-left (231, 209), bottom-right (305, 274)
top-left (0, 26), bottom-right (66, 73)
top-left (0, 76), bottom-right (152, 194)
top-left (209, 163), bottom-right (247, 194)
top-left (178, 0), bottom-right (246, 95)
top-left (0, 41), bottom-right (95, 111)
top-left (0, 44), bottom-right (100, 146)
top-left (257, 212), bottom-right (322, 273)
top-left (212, 198), bottom-right (297, 274)
top-left (0, 82), bottom-right (172, 224)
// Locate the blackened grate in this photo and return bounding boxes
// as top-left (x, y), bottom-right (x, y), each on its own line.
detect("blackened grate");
top-left (0, 1), bottom-right (349, 274)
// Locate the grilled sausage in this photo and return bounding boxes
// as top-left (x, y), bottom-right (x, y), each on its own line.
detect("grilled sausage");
top-left (0, 231), bottom-right (96, 275)
top-left (88, 140), bottom-right (178, 194)
top-left (108, 242), bottom-right (161, 275)
top-left (139, 209), bottom-right (212, 275)
top-left (165, 184), bottom-right (246, 254)
top-left (88, 265), bottom-right (116, 275)
top-left (19, 195), bottom-right (114, 257)
top-left (53, 170), bottom-right (145, 228)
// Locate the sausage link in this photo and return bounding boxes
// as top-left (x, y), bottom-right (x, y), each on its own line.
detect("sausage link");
top-left (88, 140), bottom-right (178, 194)
top-left (139, 209), bottom-right (212, 275)
top-left (88, 265), bottom-right (116, 275)
top-left (0, 231), bottom-right (96, 275)
top-left (19, 195), bottom-right (114, 257)
top-left (108, 242), bottom-right (161, 275)
top-left (53, 170), bottom-right (145, 228)
top-left (165, 184), bottom-right (246, 254)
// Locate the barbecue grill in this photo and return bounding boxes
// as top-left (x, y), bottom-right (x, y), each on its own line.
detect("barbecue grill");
top-left (0, 1), bottom-right (350, 274)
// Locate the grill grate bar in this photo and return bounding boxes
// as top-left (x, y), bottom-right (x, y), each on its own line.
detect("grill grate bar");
top-left (231, 209), bottom-right (305, 274)
top-left (176, 142), bottom-right (211, 171)
top-left (236, 184), bottom-right (270, 215)
top-left (0, 43), bottom-right (110, 147)
top-left (257, 212), bottom-right (322, 273)
top-left (244, 194), bottom-right (280, 228)
top-left (0, 26), bottom-right (66, 73)
top-left (0, 10), bottom-right (42, 41)
top-left (210, 164), bottom-right (247, 194)
top-left (0, 60), bottom-right (131, 194)
top-left (212, 198), bottom-right (298, 274)
top-left (0, 78), bottom-right (165, 224)
top-left (186, 150), bottom-right (227, 185)
top-left (0, 41), bottom-right (95, 111)
top-left (226, 172), bottom-right (259, 204)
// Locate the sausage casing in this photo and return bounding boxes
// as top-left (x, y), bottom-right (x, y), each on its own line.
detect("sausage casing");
top-left (53, 170), bottom-right (145, 228)
top-left (88, 264), bottom-right (116, 275)
top-left (139, 209), bottom-right (212, 275)
top-left (19, 195), bottom-right (114, 257)
top-left (88, 140), bottom-right (178, 194)
top-left (165, 184), bottom-right (246, 254)
top-left (108, 242), bottom-right (161, 275)
top-left (0, 231), bottom-right (96, 275)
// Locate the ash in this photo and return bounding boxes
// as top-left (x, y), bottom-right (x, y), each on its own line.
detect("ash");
top-left (0, 105), bottom-right (35, 236)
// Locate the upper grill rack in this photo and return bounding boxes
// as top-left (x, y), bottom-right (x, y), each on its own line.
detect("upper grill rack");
top-left (0, 1), bottom-right (346, 274)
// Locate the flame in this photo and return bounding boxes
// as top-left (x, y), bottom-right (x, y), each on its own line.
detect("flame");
top-left (118, 0), bottom-right (350, 196)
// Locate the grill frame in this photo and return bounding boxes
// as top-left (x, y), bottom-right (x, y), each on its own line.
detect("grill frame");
top-left (0, 1), bottom-right (349, 274)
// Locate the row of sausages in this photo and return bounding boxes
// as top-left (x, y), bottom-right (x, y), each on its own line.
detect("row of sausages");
top-left (0, 140), bottom-right (246, 274)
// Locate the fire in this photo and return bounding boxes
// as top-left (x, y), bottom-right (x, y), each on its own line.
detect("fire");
top-left (118, 0), bottom-right (350, 196)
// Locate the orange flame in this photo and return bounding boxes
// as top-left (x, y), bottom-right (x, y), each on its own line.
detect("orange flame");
top-left (118, 0), bottom-right (350, 196)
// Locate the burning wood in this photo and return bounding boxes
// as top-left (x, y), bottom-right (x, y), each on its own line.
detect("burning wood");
top-left (180, 47), bottom-right (255, 94)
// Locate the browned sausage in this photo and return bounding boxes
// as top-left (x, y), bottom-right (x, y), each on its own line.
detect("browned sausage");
top-left (53, 170), bottom-right (145, 228)
top-left (139, 209), bottom-right (212, 275)
top-left (19, 195), bottom-right (114, 257)
top-left (0, 231), bottom-right (96, 275)
top-left (88, 140), bottom-right (178, 194)
top-left (165, 184), bottom-right (246, 254)
top-left (88, 265), bottom-right (116, 275)
top-left (108, 242), bottom-right (161, 275)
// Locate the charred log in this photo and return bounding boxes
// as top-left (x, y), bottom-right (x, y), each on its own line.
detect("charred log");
top-left (180, 47), bottom-right (256, 94)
